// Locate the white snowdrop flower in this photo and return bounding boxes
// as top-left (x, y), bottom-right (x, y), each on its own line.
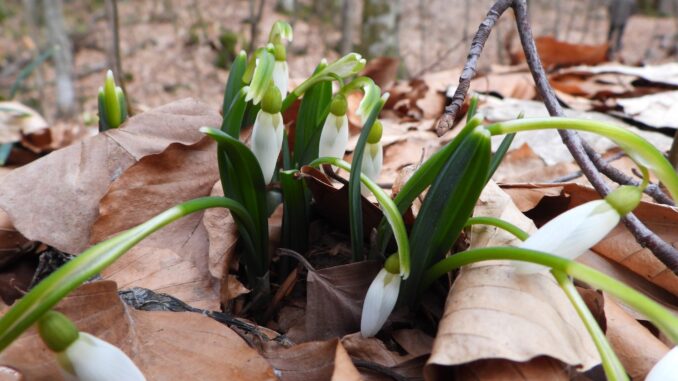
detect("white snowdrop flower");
top-left (646, 346), bottom-right (678, 381)
top-left (361, 255), bottom-right (401, 337)
top-left (360, 120), bottom-right (383, 195)
top-left (515, 185), bottom-right (642, 274)
top-left (39, 311), bottom-right (145, 381)
top-left (271, 42), bottom-right (289, 98)
top-left (318, 94), bottom-right (349, 159)
top-left (251, 85), bottom-right (284, 183)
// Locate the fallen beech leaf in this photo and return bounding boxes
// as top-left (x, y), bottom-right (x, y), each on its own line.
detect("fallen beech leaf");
top-left (558, 62), bottom-right (678, 87)
top-left (438, 356), bottom-right (570, 381)
top-left (341, 333), bottom-right (427, 380)
top-left (492, 143), bottom-right (579, 184)
top-left (263, 339), bottom-right (361, 381)
top-left (392, 329), bottom-right (434, 358)
top-left (469, 70), bottom-right (537, 100)
top-left (511, 36), bottom-right (608, 69)
top-left (0, 281), bottom-right (276, 380)
top-left (303, 261), bottom-right (380, 341)
top-left (426, 182), bottom-right (600, 374)
top-left (202, 181), bottom-right (239, 280)
top-left (502, 183), bottom-right (678, 296)
top-left (616, 90), bottom-right (678, 129)
top-left (602, 292), bottom-right (670, 380)
top-left (0, 98), bottom-right (221, 254)
top-left (90, 138), bottom-right (221, 309)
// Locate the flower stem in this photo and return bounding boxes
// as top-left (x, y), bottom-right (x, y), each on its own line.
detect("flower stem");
top-left (552, 270), bottom-right (629, 381)
top-left (308, 156), bottom-right (411, 278)
top-left (485, 118), bottom-right (678, 202)
top-left (465, 216), bottom-right (529, 241)
top-left (424, 247), bottom-right (678, 344)
top-left (0, 197), bottom-right (253, 352)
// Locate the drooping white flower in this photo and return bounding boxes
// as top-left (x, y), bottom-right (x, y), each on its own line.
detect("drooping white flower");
top-left (38, 311), bottom-right (145, 381)
top-left (272, 60), bottom-right (289, 98)
top-left (361, 255), bottom-right (401, 337)
top-left (319, 94), bottom-right (349, 159)
top-left (318, 113), bottom-right (349, 159)
top-left (361, 141), bottom-right (383, 182)
top-left (251, 109), bottom-right (284, 184)
top-left (515, 185), bottom-right (642, 274)
top-left (57, 332), bottom-right (146, 381)
top-left (646, 346), bottom-right (678, 381)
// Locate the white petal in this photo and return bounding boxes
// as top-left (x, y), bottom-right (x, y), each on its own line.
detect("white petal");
top-left (361, 268), bottom-right (401, 337)
top-left (251, 111), bottom-right (282, 183)
top-left (272, 61), bottom-right (289, 98)
top-left (360, 142), bottom-right (383, 196)
top-left (647, 346), bottom-right (678, 381)
top-left (59, 333), bottom-right (145, 381)
top-left (318, 114), bottom-right (349, 159)
top-left (516, 200), bottom-right (620, 274)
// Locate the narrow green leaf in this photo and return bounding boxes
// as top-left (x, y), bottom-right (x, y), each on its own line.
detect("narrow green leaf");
top-left (487, 132), bottom-right (515, 181)
top-left (348, 98), bottom-right (385, 262)
top-left (221, 87), bottom-right (248, 137)
top-left (280, 170), bottom-right (309, 254)
top-left (401, 128), bottom-right (491, 303)
top-left (222, 50), bottom-right (247, 116)
top-left (202, 127), bottom-right (269, 278)
top-left (293, 63), bottom-right (332, 166)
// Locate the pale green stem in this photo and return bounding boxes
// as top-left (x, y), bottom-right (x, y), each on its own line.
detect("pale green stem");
top-left (485, 118), bottom-right (678, 202)
top-left (552, 270), bottom-right (629, 381)
top-left (0, 197), bottom-right (253, 352)
top-left (308, 156), bottom-right (411, 278)
top-left (465, 216), bottom-right (529, 241)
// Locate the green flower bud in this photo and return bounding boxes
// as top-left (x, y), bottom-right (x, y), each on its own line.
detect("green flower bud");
top-left (272, 42), bottom-right (286, 61)
top-left (38, 311), bottom-right (79, 352)
top-left (330, 94), bottom-right (348, 116)
top-left (261, 85), bottom-right (282, 114)
top-left (367, 120), bottom-right (383, 144)
top-left (605, 185), bottom-right (642, 216)
top-left (384, 253), bottom-right (400, 274)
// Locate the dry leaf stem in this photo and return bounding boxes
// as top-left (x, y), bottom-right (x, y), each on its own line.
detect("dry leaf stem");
top-left (436, 0), bottom-right (678, 275)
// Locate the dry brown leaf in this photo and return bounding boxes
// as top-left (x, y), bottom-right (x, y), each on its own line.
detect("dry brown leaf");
top-left (557, 62), bottom-right (678, 87)
top-left (0, 281), bottom-right (275, 380)
top-left (0, 98), bottom-right (221, 254)
top-left (302, 261), bottom-right (380, 341)
top-left (361, 56), bottom-right (399, 89)
top-left (469, 70), bottom-right (537, 100)
top-left (426, 182), bottom-right (600, 375)
top-left (602, 292), bottom-right (670, 380)
top-left (89, 137), bottom-right (221, 309)
top-left (492, 143), bottom-right (579, 184)
top-left (502, 183), bottom-right (678, 296)
top-left (263, 339), bottom-right (362, 381)
top-left (202, 181), bottom-right (239, 280)
top-left (341, 333), bottom-right (426, 380)
top-left (436, 356), bottom-right (570, 381)
top-left (511, 36), bottom-right (608, 69)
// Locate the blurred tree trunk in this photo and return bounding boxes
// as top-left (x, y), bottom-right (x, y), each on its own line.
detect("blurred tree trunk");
top-left (339, 0), bottom-right (354, 54)
top-left (43, 0), bottom-right (76, 117)
top-left (248, 0), bottom-right (267, 52)
top-left (360, 0), bottom-right (401, 59)
top-left (22, 0), bottom-right (45, 104)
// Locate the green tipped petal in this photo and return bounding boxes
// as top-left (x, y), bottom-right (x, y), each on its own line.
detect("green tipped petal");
top-left (268, 21), bottom-right (293, 44)
top-left (246, 50), bottom-right (275, 105)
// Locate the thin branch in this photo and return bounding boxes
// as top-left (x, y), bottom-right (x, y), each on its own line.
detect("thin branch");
top-left (436, 0), bottom-right (678, 274)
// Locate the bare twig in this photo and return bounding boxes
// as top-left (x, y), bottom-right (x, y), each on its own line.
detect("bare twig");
top-left (437, 0), bottom-right (678, 273)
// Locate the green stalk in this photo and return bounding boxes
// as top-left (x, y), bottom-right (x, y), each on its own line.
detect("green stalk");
top-left (423, 247), bottom-right (678, 343)
top-left (308, 156), bottom-right (411, 278)
top-left (0, 197), bottom-right (254, 352)
top-left (465, 216), bottom-right (529, 241)
top-left (485, 118), bottom-right (678, 201)
top-left (552, 270), bottom-right (629, 381)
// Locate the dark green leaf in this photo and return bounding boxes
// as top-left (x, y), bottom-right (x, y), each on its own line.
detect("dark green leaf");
top-left (222, 51), bottom-right (247, 116)
top-left (293, 70), bottom-right (332, 166)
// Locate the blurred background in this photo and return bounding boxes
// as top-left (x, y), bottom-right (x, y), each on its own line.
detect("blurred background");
top-left (1, 0), bottom-right (678, 127)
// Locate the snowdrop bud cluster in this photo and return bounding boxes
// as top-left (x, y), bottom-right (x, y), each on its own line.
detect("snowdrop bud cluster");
top-left (515, 185), bottom-right (642, 274)
top-left (98, 70), bottom-right (127, 131)
top-left (38, 311), bottom-right (145, 381)
top-left (251, 85), bottom-right (284, 183)
top-left (318, 94), bottom-right (349, 160)
top-left (361, 254), bottom-right (401, 337)
top-left (361, 119), bottom-right (384, 187)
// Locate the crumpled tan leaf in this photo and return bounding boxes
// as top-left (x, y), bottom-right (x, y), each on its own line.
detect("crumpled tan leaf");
top-left (0, 281), bottom-right (276, 381)
top-left (263, 338), bottom-right (361, 381)
top-left (0, 98), bottom-right (221, 254)
top-left (425, 182), bottom-right (600, 377)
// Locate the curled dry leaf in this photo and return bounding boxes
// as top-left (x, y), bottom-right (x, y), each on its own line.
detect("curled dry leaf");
top-left (263, 338), bottom-right (361, 381)
top-left (0, 98), bottom-right (221, 255)
top-left (444, 356), bottom-right (570, 381)
top-left (0, 281), bottom-right (276, 381)
top-left (502, 183), bottom-right (678, 296)
top-left (341, 332), bottom-right (427, 380)
top-left (426, 182), bottom-right (600, 376)
top-left (510, 36), bottom-right (608, 69)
